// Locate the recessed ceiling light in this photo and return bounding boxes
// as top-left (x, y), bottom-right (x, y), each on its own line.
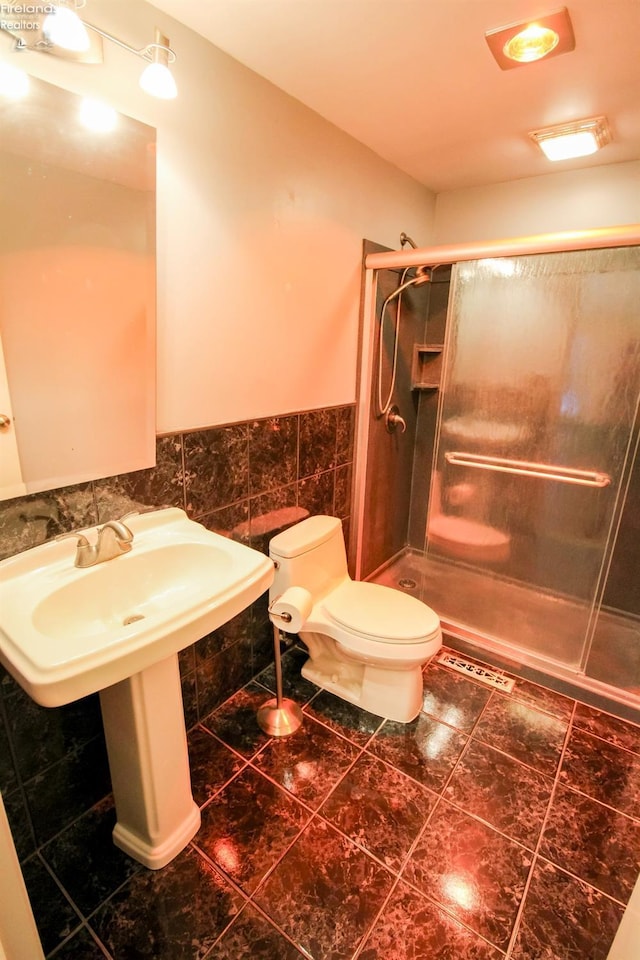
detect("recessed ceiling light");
top-left (529, 117), bottom-right (611, 161)
top-left (486, 6), bottom-right (575, 70)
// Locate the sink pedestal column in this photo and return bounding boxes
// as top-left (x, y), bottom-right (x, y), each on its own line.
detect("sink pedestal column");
top-left (99, 653), bottom-right (200, 870)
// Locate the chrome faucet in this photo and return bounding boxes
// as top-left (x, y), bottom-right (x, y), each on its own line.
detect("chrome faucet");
top-left (57, 519), bottom-right (134, 568)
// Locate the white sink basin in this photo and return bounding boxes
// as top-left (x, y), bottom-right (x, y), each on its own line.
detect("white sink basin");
top-left (0, 507), bottom-right (274, 707)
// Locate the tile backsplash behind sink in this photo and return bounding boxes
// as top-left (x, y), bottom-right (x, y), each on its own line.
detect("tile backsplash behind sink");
top-left (0, 403), bottom-right (354, 862)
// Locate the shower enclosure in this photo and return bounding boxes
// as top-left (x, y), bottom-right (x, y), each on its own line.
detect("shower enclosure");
top-left (353, 227), bottom-right (640, 713)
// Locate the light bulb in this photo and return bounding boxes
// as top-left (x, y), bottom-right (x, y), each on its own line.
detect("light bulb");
top-left (43, 5), bottom-right (90, 52)
top-left (504, 25), bottom-right (559, 63)
top-left (139, 62), bottom-right (177, 99)
top-left (537, 131), bottom-right (600, 161)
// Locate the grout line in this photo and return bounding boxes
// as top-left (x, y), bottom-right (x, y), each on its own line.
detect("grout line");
top-left (502, 698), bottom-right (578, 957)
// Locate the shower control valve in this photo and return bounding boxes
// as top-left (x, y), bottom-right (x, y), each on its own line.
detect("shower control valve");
top-left (385, 405), bottom-right (407, 434)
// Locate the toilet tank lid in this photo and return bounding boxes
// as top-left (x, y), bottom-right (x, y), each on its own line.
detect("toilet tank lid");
top-left (270, 515), bottom-right (341, 559)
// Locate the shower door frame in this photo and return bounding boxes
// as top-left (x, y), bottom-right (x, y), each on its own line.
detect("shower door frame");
top-left (352, 223), bottom-right (640, 706)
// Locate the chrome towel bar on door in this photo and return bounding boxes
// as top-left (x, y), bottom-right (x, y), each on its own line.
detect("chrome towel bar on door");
top-left (444, 452), bottom-right (611, 487)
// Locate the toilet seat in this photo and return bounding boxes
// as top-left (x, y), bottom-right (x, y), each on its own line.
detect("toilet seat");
top-left (324, 581), bottom-right (439, 642)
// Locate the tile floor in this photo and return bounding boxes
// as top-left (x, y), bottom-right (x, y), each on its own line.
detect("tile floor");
top-left (23, 642), bottom-right (640, 959)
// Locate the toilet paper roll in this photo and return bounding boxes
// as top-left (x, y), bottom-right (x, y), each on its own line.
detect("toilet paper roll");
top-left (269, 586), bottom-right (313, 633)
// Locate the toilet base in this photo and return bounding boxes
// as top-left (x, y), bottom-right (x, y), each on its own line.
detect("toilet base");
top-left (301, 649), bottom-right (425, 723)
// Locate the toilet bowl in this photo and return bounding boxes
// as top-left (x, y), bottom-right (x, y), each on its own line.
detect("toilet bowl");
top-left (269, 515), bottom-right (442, 723)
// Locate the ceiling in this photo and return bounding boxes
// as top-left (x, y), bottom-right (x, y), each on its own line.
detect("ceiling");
top-left (149, 0), bottom-right (640, 193)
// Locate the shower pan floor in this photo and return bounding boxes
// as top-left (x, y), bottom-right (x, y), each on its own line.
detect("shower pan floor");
top-left (371, 550), bottom-right (640, 707)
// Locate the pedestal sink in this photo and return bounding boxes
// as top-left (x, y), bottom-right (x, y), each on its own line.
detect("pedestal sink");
top-left (0, 508), bottom-right (274, 868)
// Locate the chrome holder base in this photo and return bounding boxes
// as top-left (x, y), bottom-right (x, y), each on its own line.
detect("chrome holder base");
top-left (257, 697), bottom-right (303, 736)
top-left (257, 624), bottom-right (303, 737)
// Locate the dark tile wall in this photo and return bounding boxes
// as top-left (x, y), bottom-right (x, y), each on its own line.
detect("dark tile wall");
top-left (0, 403), bottom-right (355, 863)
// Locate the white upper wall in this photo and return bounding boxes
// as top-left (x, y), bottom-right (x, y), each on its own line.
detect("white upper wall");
top-left (8, 0), bottom-right (435, 433)
top-left (433, 161), bottom-right (640, 245)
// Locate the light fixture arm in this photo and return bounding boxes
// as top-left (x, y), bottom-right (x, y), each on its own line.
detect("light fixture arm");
top-left (83, 21), bottom-right (176, 64)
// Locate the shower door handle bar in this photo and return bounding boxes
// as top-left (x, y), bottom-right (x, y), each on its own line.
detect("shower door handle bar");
top-left (444, 452), bottom-right (611, 487)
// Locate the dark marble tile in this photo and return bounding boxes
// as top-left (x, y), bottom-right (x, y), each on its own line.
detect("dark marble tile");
top-left (0, 483), bottom-right (97, 561)
top-left (94, 435), bottom-right (185, 520)
top-left (247, 486), bottom-right (300, 554)
top-left (403, 801), bottom-right (532, 951)
top-left (304, 689), bottom-right (385, 746)
top-left (299, 409), bottom-right (337, 479)
top-left (359, 879), bottom-right (504, 960)
top-left (41, 796), bottom-right (140, 917)
top-left (196, 638), bottom-right (254, 719)
top-left (540, 783), bottom-right (640, 902)
top-left (297, 469), bottom-right (335, 517)
top-left (184, 424), bottom-right (249, 518)
top-left (196, 607), bottom-right (253, 663)
top-left (209, 903), bottom-right (307, 958)
top-left (334, 462), bottom-right (352, 518)
top-left (0, 707), bottom-right (18, 794)
top-left (367, 713), bottom-right (467, 792)
top-left (3, 785), bottom-right (36, 861)
top-left (473, 695), bottom-right (568, 776)
top-left (179, 644), bottom-right (195, 677)
top-left (22, 854), bottom-right (81, 956)
top-left (503, 677), bottom-right (575, 722)
top-left (198, 500), bottom-right (250, 543)
top-left (250, 594), bottom-right (278, 676)
top-left (255, 645), bottom-right (320, 706)
top-left (510, 858), bottom-right (625, 960)
top-left (335, 406), bottom-right (355, 466)
top-left (187, 726), bottom-right (246, 807)
top-left (320, 752), bottom-right (437, 870)
top-left (181, 669), bottom-right (198, 731)
top-left (201, 683), bottom-right (273, 758)
top-left (24, 736), bottom-right (112, 846)
top-left (560, 726), bottom-right (640, 818)
top-left (421, 664), bottom-right (492, 733)
top-left (49, 926), bottom-right (111, 959)
top-left (444, 739), bottom-right (554, 848)
top-left (195, 766), bottom-right (311, 894)
top-left (249, 416), bottom-right (298, 495)
top-left (572, 702), bottom-right (640, 755)
top-left (252, 714), bottom-right (360, 809)
top-left (4, 685), bottom-right (103, 782)
top-left (254, 816), bottom-right (395, 960)
top-left (90, 846), bottom-right (244, 960)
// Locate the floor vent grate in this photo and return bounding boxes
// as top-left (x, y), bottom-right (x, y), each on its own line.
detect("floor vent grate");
top-left (436, 652), bottom-right (515, 692)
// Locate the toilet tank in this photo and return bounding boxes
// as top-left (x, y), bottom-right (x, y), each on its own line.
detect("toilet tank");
top-left (269, 515), bottom-right (348, 601)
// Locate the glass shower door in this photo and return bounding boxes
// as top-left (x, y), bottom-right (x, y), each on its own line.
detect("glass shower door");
top-left (425, 246), bottom-right (640, 669)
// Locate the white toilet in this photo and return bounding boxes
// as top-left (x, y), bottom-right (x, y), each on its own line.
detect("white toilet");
top-left (269, 515), bottom-right (442, 723)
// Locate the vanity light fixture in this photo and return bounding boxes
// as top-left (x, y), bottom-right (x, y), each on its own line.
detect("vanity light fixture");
top-left (138, 29), bottom-right (178, 100)
top-left (1, 1), bottom-right (177, 99)
top-left (529, 116), bottom-right (611, 161)
top-left (485, 6), bottom-right (575, 69)
top-left (42, 2), bottom-right (90, 53)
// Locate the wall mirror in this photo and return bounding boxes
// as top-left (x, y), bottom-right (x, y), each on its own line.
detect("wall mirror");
top-left (0, 74), bottom-right (156, 501)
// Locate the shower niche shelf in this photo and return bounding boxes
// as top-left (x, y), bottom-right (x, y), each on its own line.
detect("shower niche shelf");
top-left (412, 343), bottom-right (444, 390)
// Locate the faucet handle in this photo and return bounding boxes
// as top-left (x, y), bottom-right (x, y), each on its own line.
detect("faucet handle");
top-left (54, 530), bottom-right (97, 567)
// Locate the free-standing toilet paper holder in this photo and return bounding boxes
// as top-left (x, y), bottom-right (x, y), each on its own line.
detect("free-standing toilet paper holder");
top-left (256, 604), bottom-right (304, 737)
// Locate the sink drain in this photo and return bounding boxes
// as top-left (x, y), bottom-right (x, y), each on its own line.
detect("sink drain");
top-left (123, 614), bottom-right (145, 626)
top-left (398, 577), bottom-right (417, 589)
